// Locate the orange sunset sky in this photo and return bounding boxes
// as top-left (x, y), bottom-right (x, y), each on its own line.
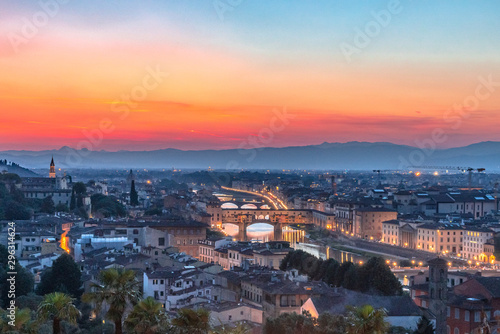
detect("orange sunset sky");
top-left (1, 1), bottom-right (500, 151)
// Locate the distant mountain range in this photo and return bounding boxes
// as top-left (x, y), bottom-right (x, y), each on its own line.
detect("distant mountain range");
top-left (1, 141), bottom-right (500, 171)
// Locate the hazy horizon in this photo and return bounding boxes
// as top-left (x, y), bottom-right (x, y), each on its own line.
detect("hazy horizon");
top-left (1, 139), bottom-right (500, 153)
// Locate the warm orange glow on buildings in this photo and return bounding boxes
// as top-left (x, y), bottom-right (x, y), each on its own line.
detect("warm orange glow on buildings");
top-left (60, 231), bottom-right (70, 254)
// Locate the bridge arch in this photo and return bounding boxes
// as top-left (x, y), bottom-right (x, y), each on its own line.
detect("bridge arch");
top-left (246, 222), bottom-right (274, 242)
top-left (241, 203), bottom-right (258, 209)
top-left (221, 202), bottom-right (239, 209)
top-left (221, 222), bottom-right (239, 236)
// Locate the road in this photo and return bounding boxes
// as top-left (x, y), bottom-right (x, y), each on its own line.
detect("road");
top-left (220, 186), bottom-right (287, 210)
top-left (327, 232), bottom-right (470, 267)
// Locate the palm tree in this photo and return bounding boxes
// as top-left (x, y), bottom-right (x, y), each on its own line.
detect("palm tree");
top-left (210, 323), bottom-right (249, 334)
top-left (414, 316), bottom-right (434, 334)
top-left (0, 307), bottom-right (34, 333)
top-left (171, 308), bottom-right (210, 334)
top-left (37, 292), bottom-right (81, 334)
top-left (124, 297), bottom-right (170, 334)
top-left (345, 304), bottom-right (389, 334)
top-left (82, 268), bottom-right (142, 334)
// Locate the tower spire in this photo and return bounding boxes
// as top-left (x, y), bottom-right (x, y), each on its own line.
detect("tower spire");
top-left (49, 156), bottom-right (56, 178)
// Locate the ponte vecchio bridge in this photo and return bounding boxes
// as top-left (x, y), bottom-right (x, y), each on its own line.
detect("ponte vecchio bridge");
top-left (221, 208), bottom-right (335, 241)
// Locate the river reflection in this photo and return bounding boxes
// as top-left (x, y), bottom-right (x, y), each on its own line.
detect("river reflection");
top-left (223, 223), bottom-right (274, 242)
top-left (294, 243), bottom-right (366, 264)
top-left (328, 247), bottom-right (365, 264)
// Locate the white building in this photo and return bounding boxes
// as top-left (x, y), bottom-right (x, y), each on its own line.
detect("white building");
top-left (143, 268), bottom-right (217, 310)
top-left (462, 227), bottom-right (494, 262)
top-left (198, 238), bottom-right (233, 264)
top-left (382, 220), bottom-right (400, 246)
top-left (74, 234), bottom-right (130, 261)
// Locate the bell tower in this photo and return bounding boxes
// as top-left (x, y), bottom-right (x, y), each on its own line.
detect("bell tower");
top-left (428, 257), bottom-right (448, 334)
top-left (49, 156), bottom-right (56, 178)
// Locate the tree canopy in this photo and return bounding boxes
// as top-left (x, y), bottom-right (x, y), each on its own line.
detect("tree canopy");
top-left (72, 182), bottom-right (87, 195)
top-left (280, 250), bottom-right (402, 296)
top-left (0, 245), bottom-right (34, 308)
top-left (37, 292), bottom-right (81, 334)
top-left (91, 194), bottom-right (126, 218)
top-left (171, 308), bottom-right (210, 334)
top-left (40, 196), bottom-right (56, 215)
top-left (82, 268), bottom-right (142, 334)
top-left (130, 180), bottom-right (139, 206)
top-left (414, 316), bottom-right (435, 334)
top-left (0, 175), bottom-right (33, 220)
top-left (264, 311), bottom-right (346, 334)
top-left (36, 253), bottom-right (82, 298)
top-left (345, 304), bottom-right (390, 334)
top-left (125, 297), bottom-right (170, 334)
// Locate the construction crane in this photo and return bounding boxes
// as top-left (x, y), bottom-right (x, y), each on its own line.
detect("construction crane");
top-left (413, 166), bottom-right (486, 190)
top-left (372, 170), bottom-right (399, 188)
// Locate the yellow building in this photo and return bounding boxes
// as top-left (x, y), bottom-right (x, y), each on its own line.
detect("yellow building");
top-left (416, 224), bottom-right (463, 255)
top-left (354, 207), bottom-right (398, 240)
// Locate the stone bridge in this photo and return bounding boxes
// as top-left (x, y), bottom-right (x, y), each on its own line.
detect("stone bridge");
top-left (221, 208), bottom-right (329, 241)
top-left (220, 201), bottom-right (272, 210)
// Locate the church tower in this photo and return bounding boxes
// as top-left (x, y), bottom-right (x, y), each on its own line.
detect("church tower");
top-left (427, 257), bottom-right (448, 334)
top-left (49, 157), bottom-right (56, 178)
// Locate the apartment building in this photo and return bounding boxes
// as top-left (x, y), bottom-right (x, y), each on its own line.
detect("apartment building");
top-left (462, 227), bottom-right (495, 263)
top-left (416, 224), bottom-right (463, 255)
top-left (354, 207), bottom-right (398, 240)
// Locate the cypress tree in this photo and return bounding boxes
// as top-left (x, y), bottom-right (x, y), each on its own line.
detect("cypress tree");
top-left (130, 180), bottom-right (139, 206)
top-left (70, 190), bottom-right (76, 210)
